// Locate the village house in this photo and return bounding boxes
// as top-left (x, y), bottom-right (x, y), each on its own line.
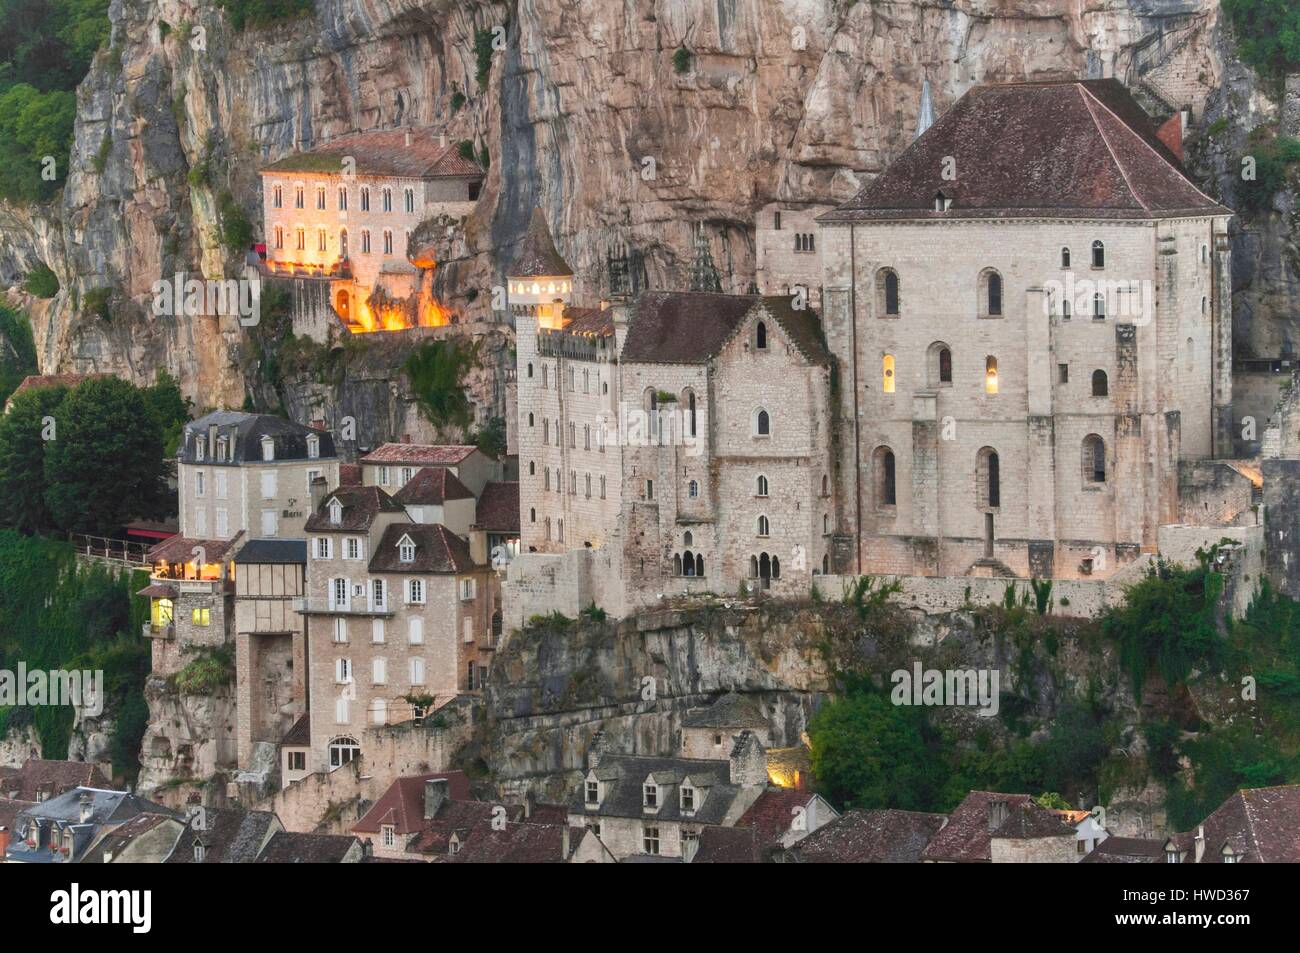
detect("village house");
top-left (358, 442), bottom-right (501, 498)
top-left (4, 787), bottom-right (180, 864)
top-left (296, 483), bottom-right (498, 776)
top-left (164, 808), bottom-right (282, 864)
top-left (567, 730), bottom-right (770, 862)
top-left (817, 79), bottom-right (1238, 581)
top-left (1162, 784), bottom-right (1300, 863)
top-left (778, 808), bottom-right (950, 863)
top-left (257, 128), bottom-right (484, 338)
top-left (920, 791), bottom-right (1077, 863)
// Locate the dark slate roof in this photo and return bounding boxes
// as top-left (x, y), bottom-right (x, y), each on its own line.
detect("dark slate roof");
top-left (571, 754), bottom-right (744, 825)
top-left (360, 443), bottom-right (480, 466)
top-left (234, 538), bottom-right (307, 565)
top-left (691, 826), bottom-right (761, 863)
top-left (620, 292), bottom-right (831, 366)
top-left (256, 831), bottom-right (361, 863)
top-left (304, 486), bottom-right (403, 533)
top-left (0, 760), bottom-right (112, 802)
top-left (165, 809), bottom-right (281, 864)
top-left (17, 787), bottom-right (174, 826)
top-left (1080, 836), bottom-right (1165, 864)
top-left (80, 812), bottom-right (178, 863)
top-left (180, 411), bottom-right (336, 465)
top-left (1173, 785), bottom-right (1300, 863)
top-left (449, 821), bottom-right (570, 863)
top-left (784, 809), bottom-right (949, 863)
top-left (920, 791), bottom-right (1034, 863)
top-left (682, 693), bottom-right (767, 729)
top-left (261, 128), bottom-right (484, 179)
top-left (475, 481), bottom-right (520, 533)
top-left (509, 207), bottom-right (573, 277)
top-left (281, 714), bottom-right (311, 747)
top-left (368, 523), bottom-right (476, 574)
top-left (393, 467), bottom-right (475, 507)
top-left (822, 80), bottom-right (1228, 223)
top-left (352, 773), bottom-right (473, 834)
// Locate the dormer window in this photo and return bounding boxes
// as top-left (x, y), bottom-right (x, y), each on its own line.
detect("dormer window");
top-left (643, 782), bottom-right (658, 809)
top-left (585, 780), bottom-right (600, 805)
top-left (680, 786), bottom-right (695, 813)
top-left (261, 436), bottom-right (275, 462)
top-left (1166, 849), bottom-right (1182, 863)
top-left (398, 537), bottom-right (415, 563)
top-left (216, 437), bottom-right (228, 462)
top-left (328, 499), bottom-right (343, 526)
top-left (195, 438), bottom-right (205, 462)
top-left (307, 435), bottom-right (320, 459)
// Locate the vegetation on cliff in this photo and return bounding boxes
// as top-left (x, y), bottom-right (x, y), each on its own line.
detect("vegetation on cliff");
top-left (0, 531), bottom-right (149, 779)
top-left (1222, 0), bottom-right (1300, 75)
top-left (0, 304), bottom-right (38, 407)
top-left (404, 338), bottom-right (479, 438)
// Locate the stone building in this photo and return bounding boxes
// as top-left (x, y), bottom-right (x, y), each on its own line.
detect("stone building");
top-left (818, 79), bottom-right (1234, 580)
top-left (754, 202), bottom-right (833, 308)
top-left (358, 442), bottom-right (500, 498)
top-left (508, 210), bottom-right (836, 620)
top-left (257, 128), bottom-right (484, 337)
top-left (298, 484), bottom-right (498, 776)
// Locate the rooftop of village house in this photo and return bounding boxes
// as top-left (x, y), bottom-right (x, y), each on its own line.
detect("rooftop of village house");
top-left (260, 128), bottom-right (485, 179)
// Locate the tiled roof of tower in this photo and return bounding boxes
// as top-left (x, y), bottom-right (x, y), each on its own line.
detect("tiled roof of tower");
top-left (509, 207), bottom-right (573, 277)
top-left (919, 791), bottom-right (1035, 862)
top-left (281, 715), bottom-right (310, 747)
top-left (261, 129), bottom-right (485, 179)
top-left (393, 467), bottom-right (475, 506)
top-left (821, 79), bottom-right (1229, 223)
top-left (620, 292), bottom-right (832, 366)
top-left (352, 773), bottom-right (472, 834)
top-left (562, 306), bottom-right (614, 337)
top-left (783, 809), bottom-right (949, 863)
top-left (368, 522), bottom-right (477, 573)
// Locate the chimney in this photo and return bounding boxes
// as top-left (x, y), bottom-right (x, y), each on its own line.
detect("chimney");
top-left (610, 295), bottom-right (632, 354)
top-left (988, 798), bottom-right (1010, 833)
top-left (439, 132), bottom-right (447, 149)
top-left (78, 791), bottom-right (94, 824)
top-left (1157, 113), bottom-right (1185, 163)
top-left (309, 475), bottom-right (328, 514)
top-left (404, 130), bottom-right (412, 148)
top-left (0, 826), bottom-right (8, 857)
top-left (207, 423), bottom-right (218, 460)
top-left (1194, 824), bottom-right (1206, 863)
top-left (586, 729), bottom-right (610, 770)
top-left (728, 730), bottom-right (768, 788)
top-left (424, 778), bottom-right (449, 820)
top-left (402, 433), bottom-right (411, 444)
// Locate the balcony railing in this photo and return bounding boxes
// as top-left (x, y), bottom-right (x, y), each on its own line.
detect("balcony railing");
top-left (292, 597), bottom-right (394, 616)
top-left (142, 622), bottom-right (175, 640)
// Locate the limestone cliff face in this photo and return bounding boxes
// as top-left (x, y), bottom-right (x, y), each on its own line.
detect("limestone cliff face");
top-left (0, 0), bottom-right (1294, 409)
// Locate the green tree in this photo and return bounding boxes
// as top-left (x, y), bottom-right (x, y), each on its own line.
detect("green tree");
top-left (0, 383), bottom-right (67, 533)
top-left (141, 369), bottom-right (192, 457)
top-left (1222, 0), bottom-right (1300, 75)
top-left (0, 83), bottom-right (76, 201)
top-left (43, 376), bottom-right (169, 533)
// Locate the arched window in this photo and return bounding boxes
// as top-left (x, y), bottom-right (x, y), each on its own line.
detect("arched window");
top-left (877, 268), bottom-right (900, 316)
top-left (1061, 247), bottom-right (1071, 268)
top-left (544, 469), bottom-right (550, 491)
top-left (340, 229), bottom-right (349, 258)
top-left (328, 737), bottom-right (360, 769)
top-left (873, 446), bottom-right (896, 508)
top-left (695, 554), bottom-right (704, 576)
top-left (1091, 240), bottom-right (1105, 268)
top-left (1093, 293), bottom-right (1106, 320)
top-left (529, 507), bottom-right (536, 523)
top-left (823, 513), bottom-right (829, 533)
top-left (757, 515), bottom-right (770, 537)
top-left (882, 354), bottom-right (896, 393)
top-left (980, 269), bottom-right (1003, 317)
top-left (756, 475), bottom-right (769, 497)
top-left (977, 448), bottom-right (1001, 509)
top-left (1082, 434), bottom-right (1106, 483)
top-left (335, 290), bottom-right (350, 320)
top-left (683, 531), bottom-right (693, 547)
top-left (1091, 369), bottom-right (1109, 397)
top-left (687, 479), bottom-right (699, 499)
top-left (821, 474), bottom-right (828, 496)
top-left (528, 461), bottom-right (535, 476)
top-left (754, 409), bottom-right (770, 437)
top-left (928, 342), bottom-right (952, 387)
top-left (674, 554), bottom-right (683, 576)
top-left (985, 356), bottom-right (999, 394)
top-left (755, 321), bottom-right (767, 350)
top-left (542, 365), bottom-right (548, 388)
top-left (527, 362), bottom-right (534, 378)
top-left (686, 390), bottom-right (697, 437)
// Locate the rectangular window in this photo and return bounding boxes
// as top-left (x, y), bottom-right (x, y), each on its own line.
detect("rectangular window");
top-left (195, 470), bottom-right (206, 497)
top-left (191, 607), bottom-right (211, 626)
top-left (335, 657), bottom-right (351, 683)
top-left (410, 657), bottom-right (425, 686)
top-left (195, 508), bottom-right (207, 536)
top-left (315, 537), bottom-right (332, 560)
top-left (372, 657), bottom-right (386, 684)
top-left (345, 538), bottom-right (361, 560)
top-left (371, 579), bottom-right (385, 610)
top-left (407, 579), bottom-right (425, 604)
top-left (371, 618), bottom-right (385, 643)
top-left (460, 579), bottom-right (475, 601)
top-left (215, 509), bottom-right (228, 538)
top-left (408, 617), bottom-right (424, 644)
top-left (331, 577), bottom-right (349, 610)
top-left (1058, 364), bottom-right (1069, 384)
top-left (261, 471), bottom-right (277, 499)
top-left (643, 827), bottom-right (660, 855)
top-left (215, 471), bottom-right (227, 499)
top-left (288, 751), bottom-right (305, 771)
top-left (261, 509), bottom-right (277, 537)
top-left (586, 781), bottom-right (599, 804)
top-left (333, 618), bottom-right (347, 643)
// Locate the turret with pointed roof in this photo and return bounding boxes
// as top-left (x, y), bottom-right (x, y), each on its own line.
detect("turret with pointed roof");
top-left (510, 208), bottom-right (572, 279)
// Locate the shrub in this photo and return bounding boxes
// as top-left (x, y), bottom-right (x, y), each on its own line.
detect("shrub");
top-left (173, 645), bottom-right (235, 694)
top-left (218, 190), bottom-right (254, 253)
top-left (1221, 0), bottom-right (1300, 75)
top-left (672, 46), bottom-right (691, 74)
top-left (24, 264), bottom-right (59, 298)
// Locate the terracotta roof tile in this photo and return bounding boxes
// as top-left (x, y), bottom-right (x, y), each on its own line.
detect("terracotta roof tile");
top-left (735, 789), bottom-right (820, 848)
top-left (691, 826), bottom-right (761, 863)
top-left (261, 129), bottom-right (484, 179)
top-left (0, 760), bottom-right (113, 803)
top-left (1172, 785), bottom-right (1300, 863)
top-left (303, 486), bottom-right (403, 533)
top-left (1080, 836), bottom-right (1165, 864)
top-left (393, 467), bottom-right (475, 507)
top-left (353, 773), bottom-right (472, 835)
top-left (360, 443), bottom-right (479, 466)
top-left (823, 80), bottom-right (1227, 223)
top-left (368, 523), bottom-right (477, 574)
top-left (146, 533), bottom-right (244, 564)
top-left (784, 809), bottom-right (949, 863)
top-left (474, 481), bottom-right (519, 533)
top-left (919, 791), bottom-right (1035, 862)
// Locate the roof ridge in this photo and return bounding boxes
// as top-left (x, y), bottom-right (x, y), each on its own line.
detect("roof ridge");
top-left (1077, 85), bottom-right (1149, 213)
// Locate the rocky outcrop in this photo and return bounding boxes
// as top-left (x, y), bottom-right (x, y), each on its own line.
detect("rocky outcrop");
top-left (0, 0), bottom-right (1293, 410)
top-left (137, 674), bottom-right (238, 808)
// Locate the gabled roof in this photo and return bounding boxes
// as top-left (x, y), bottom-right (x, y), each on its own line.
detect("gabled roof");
top-left (80, 812), bottom-right (179, 863)
top-left (449, 820), bottom-right (571, 863)
top-left (735, 789), bottom-right (827, 848)
top-left (919, 791), bottom-right (1036, 862)
top-left (785, 809), bottom-right (949, 863)
top-left (1175, 785), bottom-right (1300, 863)
top-left (146, 532), bottom-right (245, 564)
top-left (0, 760), bottom-right (112, 802)
top-left (474, 481), bottom-right (520, 533)
top-left (393, 467), bottom-right (475, 507)
top-left (359, 443), bottom-right (480, 466)
top-left (682, 693), bottom-right (767, 729)
top-left (352, 772), bottom-right (472, 835)
top-left (690, 826), bottom-right (761, 863)
top-left (256, 831), bottom-right (361, 863)
top-left (181, 411), bottom-right (336, 465)
top-left (1080, 836), bottom-right (1165, 864)
top-left (822, 79), bottom-right (1228, 223)
top-left (572, 754), bottom-right (743, 824)
top-left (620, 292), bottom-right (831, 366)
top-left (261, 128), bottom-right (484, 179)
top-left (281, 714), bottom-right (311, 747)
top-left (5, 374), bottom-right (107, 404)
top-left (509, 207), bottom-right (572, 278)
top-left (368, 522), bottom-right (476, 574)
top-left (304, 486), bottom-right (403, 533)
